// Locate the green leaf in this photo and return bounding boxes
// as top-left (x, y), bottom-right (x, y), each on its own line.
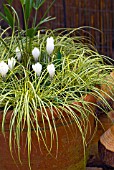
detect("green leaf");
top-left (25, 0), bottom-right (33, 21)
top-left (57, 50), bottom-right (62, 60)
top-left (33, 0), bottom-right (45, 10)
top-left (41, 0), bottom-right (55, 20)
top-left (34, 16), bottom-right (55, 34)
top-left (6, 0), bottom-right (13, 5)
top-left (0, 12), bottom-right (9, 24)
top-left (20, 0), bottom-right (26, 5)
top-left (57, 50), bottom-right (62, 67)
top-left (0, 37), bottom-right (10, 50)
top-left (54, 50), bottom-right (62, 70)
top-left (3, 5), bottom-right (13, 28)
top-left (26, 28), bottom-right (35, 38)
top-left (33, 0), bottom-right (55, 31)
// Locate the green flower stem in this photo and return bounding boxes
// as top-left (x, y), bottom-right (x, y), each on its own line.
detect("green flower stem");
top-left (29, 37), bottom-right (32, 54)
top-left (33, 10), bottom-right (38, 27)
top-left (48, 56), bottom-right (51, 63)
top-left (22, 5), bottom-right (28, 58)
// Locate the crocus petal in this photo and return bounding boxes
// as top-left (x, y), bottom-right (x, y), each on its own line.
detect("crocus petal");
top-left (32, 62), bottom-right (42, 76)
top-left (46, 37), bottom-right (54, 55)
top-left (0, 61), bottom-right (9, 77)
top-left (32, 47), bottom-right (40, 62)
top-left (16, 47), bottom-right (21, 61)
top-left (8, 57), bottom-right (16, 70)
top-left (47, 64), bottom-right (55, 78)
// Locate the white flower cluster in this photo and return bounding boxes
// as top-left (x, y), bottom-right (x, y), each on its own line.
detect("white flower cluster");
top-left (0, 37), bottom-right (55, 79)
top-left (0, 61), bottom-right (9, 77)
top-left (32, 37), bottom-right (55, 78)
top-left (0, 58), bottom-right (16, 77)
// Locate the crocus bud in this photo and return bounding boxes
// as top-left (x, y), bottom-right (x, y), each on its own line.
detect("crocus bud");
top-left (0, 61), bottom-right (9, 77)
top-left (16, 47), bottom-right (21, 61)
top-left (47, 64), bottom-right (55, 78)
top-left (8, 57), bottom-right (16, 70)
top-left (32, 47), bottom-right (40, 62)
top-left (32, 62), bottom-right (42, 76)
top-left (46, 37), bottom-right (54, 55)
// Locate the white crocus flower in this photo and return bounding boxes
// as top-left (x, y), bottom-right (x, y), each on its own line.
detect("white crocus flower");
top-left (32, 47), bottom-right (40, 62)
top-left (8, 57), bottom-right (16, 70)
top-left (32, 62), bottom-right (42, 76)
top-left (47, 64), bottom-right (55, 78)
top-left (0, 61), bottom-right (9, 77)
top-left (46, 37), bottom-right (54, 55)
top-left (16, 47), bottom-right (22, 61)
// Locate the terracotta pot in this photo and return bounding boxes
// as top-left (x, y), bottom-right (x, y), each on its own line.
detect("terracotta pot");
top-left (0, 94), bottom-right (97, 170)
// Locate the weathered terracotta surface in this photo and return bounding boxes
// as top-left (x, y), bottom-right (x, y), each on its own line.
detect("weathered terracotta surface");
top-left (0, 94), bottom-right (96, 170)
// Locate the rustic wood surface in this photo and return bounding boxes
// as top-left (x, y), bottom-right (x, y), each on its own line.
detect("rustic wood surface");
top-left (0, 0), bottom-right (114, 59)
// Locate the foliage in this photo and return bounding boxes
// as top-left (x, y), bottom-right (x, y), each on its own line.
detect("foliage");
top-left (0, 0), bottom-right (114, 169)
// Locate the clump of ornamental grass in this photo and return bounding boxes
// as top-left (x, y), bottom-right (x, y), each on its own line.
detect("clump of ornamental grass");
top-left (0, 0), bottom-right (114, 168)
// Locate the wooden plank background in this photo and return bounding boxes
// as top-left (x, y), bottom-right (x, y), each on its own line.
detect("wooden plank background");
top-left (0, 0), bottom-right (114, 59)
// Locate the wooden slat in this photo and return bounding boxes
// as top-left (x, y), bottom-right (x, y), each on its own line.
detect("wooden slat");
top-left (0, 0), bottom-right (113, 59)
